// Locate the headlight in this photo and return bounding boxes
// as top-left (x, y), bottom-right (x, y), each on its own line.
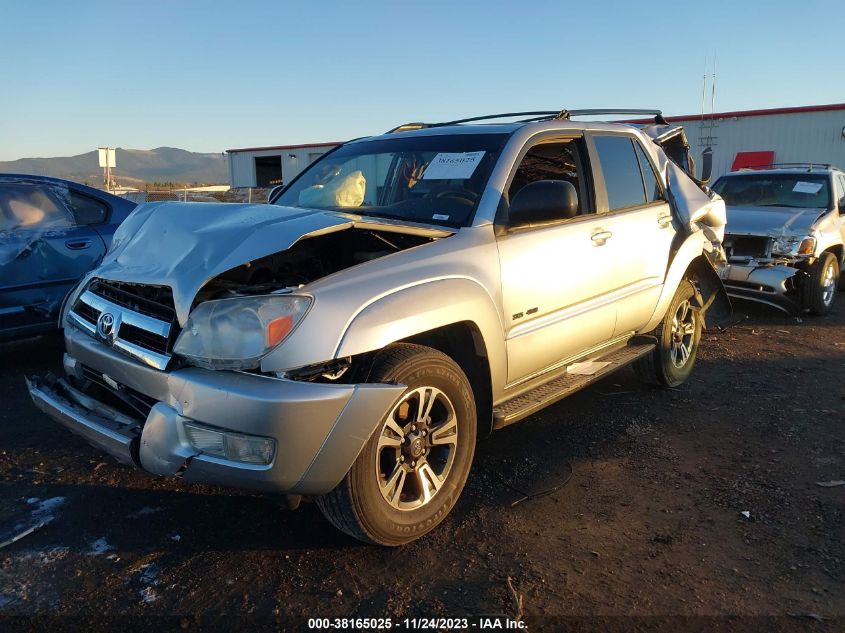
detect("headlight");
top-left (771, 235), bottom-right (816, 257)
top-left (173, 294), bottom-right (311, 370)
top-left (771, 236), bottom-right (800, 256)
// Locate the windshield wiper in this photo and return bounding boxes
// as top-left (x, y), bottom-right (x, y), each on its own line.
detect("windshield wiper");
top-left (356, 210), bottom-right (407, 222)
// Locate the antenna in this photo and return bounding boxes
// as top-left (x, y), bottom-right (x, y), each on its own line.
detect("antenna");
top-left (710, 53), bottom-right (717, 119)
top-left (697, 53), bottom-right (717, 182)
top-left (701, 54), bottom-right (708, 125)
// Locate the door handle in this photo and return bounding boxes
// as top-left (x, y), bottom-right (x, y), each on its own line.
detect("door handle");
top-left (65, 239), bottom-right (92, 250)
top-left (591, 230), bottom-right (612, 245)
top-left (657, 214), bottom-right (673, 228)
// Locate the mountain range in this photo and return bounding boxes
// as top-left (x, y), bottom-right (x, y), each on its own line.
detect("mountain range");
top-left (0, 147), bottom-right (228, 186)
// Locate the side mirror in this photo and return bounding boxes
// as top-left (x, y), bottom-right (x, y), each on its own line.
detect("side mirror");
top-left (699, 147), bottom-right (713, 184)
top-left (509, 180), bottom-right (579, 228)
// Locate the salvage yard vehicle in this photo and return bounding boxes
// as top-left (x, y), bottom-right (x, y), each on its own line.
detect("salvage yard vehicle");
top-left (712, 164), bottom-right (845, 315)
top-left (0, 175), bottom-right (136, 339)
top-left (27, 109), bottom-right (730, 545)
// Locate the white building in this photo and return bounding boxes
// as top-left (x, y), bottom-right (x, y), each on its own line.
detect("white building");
top-left (635, 103), bottom-right (845, 180)
top-left (226, 142), bottom-right (341, 188)
top-left (227, 103), bottom-right (845, 188)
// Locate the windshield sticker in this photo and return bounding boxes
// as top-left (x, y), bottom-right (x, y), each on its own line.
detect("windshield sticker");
top-left (422, 152), bottom-right (485, 180)
top-left (432, 214), bottom-right (450, 221)
top-left (793, 181), bottom-right (823, 194)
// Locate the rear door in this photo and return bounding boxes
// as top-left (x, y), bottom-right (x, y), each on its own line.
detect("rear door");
top-left (0, 181), bottom-right (107, 332)
top-left (586, 133), bottom-right (676, 336)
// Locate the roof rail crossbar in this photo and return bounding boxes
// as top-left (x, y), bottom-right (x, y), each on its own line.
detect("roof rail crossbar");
top-left (385, 122), bottom-right (434, 134)
top-left (564, 109), bottom-right (666, 124)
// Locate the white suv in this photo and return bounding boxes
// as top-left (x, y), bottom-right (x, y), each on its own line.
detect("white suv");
top-left (712, 164), bottom-right (845, 315)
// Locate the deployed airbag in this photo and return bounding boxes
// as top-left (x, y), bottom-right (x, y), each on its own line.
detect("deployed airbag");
top-left (299, 171), bottom-right (366, 208)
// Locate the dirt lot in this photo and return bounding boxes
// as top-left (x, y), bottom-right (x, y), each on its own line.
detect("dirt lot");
top-left (1, 300), bottom-right (843, 632)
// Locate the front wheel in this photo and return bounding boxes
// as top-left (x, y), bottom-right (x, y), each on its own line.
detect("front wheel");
top-left (805, 252), bottom-right (838, 315)
top-left (634, 279), bottom-right (702, 388)
top-left (316, 343), bottom-right (477, 546)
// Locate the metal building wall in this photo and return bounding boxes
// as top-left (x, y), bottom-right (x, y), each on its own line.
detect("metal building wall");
top-left (673, 109), bottom-right (845, 180)
top-left (227, 144), bottom-right (339, 188)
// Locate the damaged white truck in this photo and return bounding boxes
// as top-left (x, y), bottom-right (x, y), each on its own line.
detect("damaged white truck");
top-left (27, 110), bottom-right (730, 545)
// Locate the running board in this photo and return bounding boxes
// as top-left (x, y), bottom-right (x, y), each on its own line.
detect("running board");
top-left (492, 341), bottom-right (656, 429)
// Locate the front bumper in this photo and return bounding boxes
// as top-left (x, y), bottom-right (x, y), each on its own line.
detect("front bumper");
top-left (719, 261), bottom-right (806, 314)
top-left (27, 327), bottom-right (404, 494)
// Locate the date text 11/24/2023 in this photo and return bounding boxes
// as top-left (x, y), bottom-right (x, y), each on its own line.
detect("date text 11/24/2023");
top-left (306, 616), bottom-right (527, 629)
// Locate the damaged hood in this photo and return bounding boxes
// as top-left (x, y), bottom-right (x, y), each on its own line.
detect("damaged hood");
top-left (725, 205), bottom-right (825, 237)
top-left (94, 202), bottom-right (356, 324)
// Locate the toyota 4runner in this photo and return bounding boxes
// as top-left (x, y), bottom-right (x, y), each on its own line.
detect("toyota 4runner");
top-left (27, 109), bottom-right (730, 545)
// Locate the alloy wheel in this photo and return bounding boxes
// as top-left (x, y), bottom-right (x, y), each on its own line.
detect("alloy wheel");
top-left (822, 263), bottom-right (836, 307)
top-left (670, 299), bottom-right (696, 368)
top-left (375, 386), bottom-right (458, 511)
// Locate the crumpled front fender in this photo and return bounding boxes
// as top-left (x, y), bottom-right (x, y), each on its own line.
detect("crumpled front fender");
top-left (333, 277), bottom-right (507, 392)
top-left (642, 231), bottom-right (732, 332)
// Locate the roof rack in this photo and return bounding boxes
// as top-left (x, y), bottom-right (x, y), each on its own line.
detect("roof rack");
top-left (386, 109), bottom-right (666, 133)
top-left (747, 162), bottom-right (837, 171)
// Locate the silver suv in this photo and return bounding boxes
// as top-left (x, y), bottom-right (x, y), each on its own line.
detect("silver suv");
top-left (28, 110), bottom-right (730, 545)
top-left (712, 164), bottom-right (845, 314)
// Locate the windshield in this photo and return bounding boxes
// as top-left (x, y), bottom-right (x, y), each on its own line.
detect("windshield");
top-left (273, 134), bottom-right (508, 227)
top-left (712, 173), bottom-right (831, 209)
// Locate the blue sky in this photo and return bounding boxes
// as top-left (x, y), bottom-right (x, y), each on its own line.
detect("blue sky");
top-left (1, 0), bottom-right (842, 160)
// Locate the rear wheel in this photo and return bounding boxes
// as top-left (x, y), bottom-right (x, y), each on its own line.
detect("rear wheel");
top-left (805, 252), bottom-right (838, 315)
top-left (316, 343), bottom-right (476, 546)
top-left (634, 279), bottom-right (702, 387)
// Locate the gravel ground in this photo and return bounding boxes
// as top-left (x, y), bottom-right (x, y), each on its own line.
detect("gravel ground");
top-left (0, 300), bottom-right (843, 632)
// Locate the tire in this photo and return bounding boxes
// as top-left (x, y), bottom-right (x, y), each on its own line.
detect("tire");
top-left (316, 343), bottom-right (477, 546)
top-left (805, 252), bottom-right (839, 315)
top-left (633, 279), bottom-right (702, 388)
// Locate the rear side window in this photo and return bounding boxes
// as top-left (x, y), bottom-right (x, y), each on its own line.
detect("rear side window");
top-left (508, 137), bottom-right (589, 215)
top-left (0, 183), bottom-right (72, 231)
top-left (69, 191), bottom-right (108, 224)
top-left (634, 142), bottom-right (662, 203)
top-left (593, 136), bottom-right (647, 211)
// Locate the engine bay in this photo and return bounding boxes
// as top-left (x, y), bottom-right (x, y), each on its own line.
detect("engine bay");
top-left (194, 227), bottom-right (435, 304)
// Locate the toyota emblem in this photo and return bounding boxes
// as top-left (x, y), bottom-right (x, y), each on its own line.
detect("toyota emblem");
top-left (96, 312), bottom-right (115, 339)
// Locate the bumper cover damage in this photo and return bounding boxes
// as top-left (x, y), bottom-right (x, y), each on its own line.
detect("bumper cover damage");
top-left (720, 261), bottom-right (806, 314)
top-left (27, 330), bottom-right (404, 495)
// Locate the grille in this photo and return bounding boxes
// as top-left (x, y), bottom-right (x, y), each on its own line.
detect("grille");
top-left (119, 323), bottom-right (170, 354)
top-left (80, 364), bottom-right (157, 420)
top-left (88, 279), bottom-right (176, 322)
top-left (67, 279), bottom-right (178, 370)
top-left (725, 235), bottom-right (771, 259)
top-left (74, 301), bottom-right (100, 325)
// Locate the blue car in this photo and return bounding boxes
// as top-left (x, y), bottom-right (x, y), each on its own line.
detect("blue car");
top-left (0, 174), bottom-right (136, 339)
